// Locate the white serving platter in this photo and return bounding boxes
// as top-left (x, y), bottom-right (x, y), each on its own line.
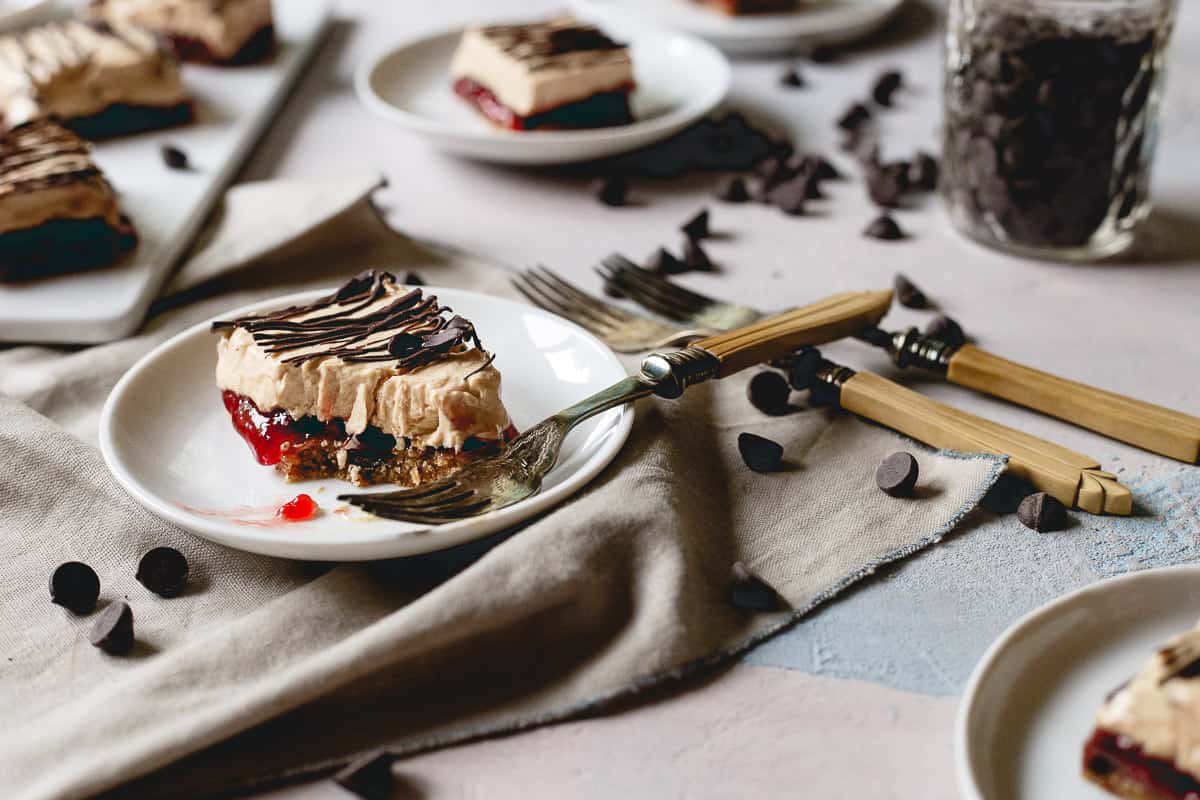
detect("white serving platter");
top-left (957, 565), bottom-right (1200, 800)
top-left (100, 286), bottom-right (635, 562)
top-left (355, 22), bottom-right (731, 166)
top-left (0, 0), bottom-right (330, 344)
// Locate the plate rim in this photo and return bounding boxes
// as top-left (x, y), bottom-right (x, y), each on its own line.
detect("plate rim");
top-left (955, 563), bottom-right (1200, 800)
top-left (99, 285), bottom-right (636, 561)
top-left (352, 22), bottom-right (731, 150)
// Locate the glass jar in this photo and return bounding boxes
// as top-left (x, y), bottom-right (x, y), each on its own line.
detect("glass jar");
top-left (942, 0), bottom-right (1177, 261)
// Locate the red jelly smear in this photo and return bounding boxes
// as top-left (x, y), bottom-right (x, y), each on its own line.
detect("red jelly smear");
top-left (1084, 729), bottom-right (1200, 799)
top-left (452, 78), bottom-right (633, 131)
top-left (221, 390), bottom-right (341, 466)
top-left (276, 494), bottom-right (318, 522)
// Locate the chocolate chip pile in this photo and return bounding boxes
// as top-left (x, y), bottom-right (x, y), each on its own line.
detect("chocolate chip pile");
top-left (942, 6), bottom-right (1161, 249)
top-left (49, 546), bottom-right (190, 656)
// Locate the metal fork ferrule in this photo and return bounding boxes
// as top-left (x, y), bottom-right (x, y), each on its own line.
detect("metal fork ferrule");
top-left (640, 347), bottom-right (722, 399)
top-left (890, 328), bottom-right (959, 373)
top-left (814, 362), bottom-right (857, 390)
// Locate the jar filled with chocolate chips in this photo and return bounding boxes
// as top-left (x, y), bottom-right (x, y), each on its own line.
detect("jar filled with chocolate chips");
top-left (942, 0), bottom-right (1177, 260)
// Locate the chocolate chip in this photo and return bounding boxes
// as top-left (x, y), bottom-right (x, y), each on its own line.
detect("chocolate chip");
top-left (728, 562), bottom-right (781, 612)
top-left (872, 70), bottom-right (904, 107)
top-left (765, 177), bottom-right (808, 216)
top-left (836, 103), bottom-right (873, 132)
top-left (49, 562), bottom-right (100, 615)
top-left (909, 152), bottom-right (939, 191)
top-left (136, 547), bottom-right (189, 598)
top-left (867, 162), bottom-right (910, 208)
top-left (738, 432), bottom-right (784, 473)
top-left (785, 347), bottom-right (824, 390)
top-left (780, 66), bottom-right (805, 88)
top-left (807, 43), bottom-right (837, 64)
top-left (893, 273), bottom-right (928, 308)
top-left (160, 144), bottom-right (190, 170)
top-left (681, 208), bottom-right (710, 240)
top-left (334, 750), bottom-right (395, 800)
top-left (682, 238), bottom-right (714, 271)
top-left (591, 175), bottom-right (628, 207)
top-left (864, 214), bottom-right (906, 241)
top-left (388, 332), bottom-right (423, 357)
top-left (747, 371), bottom-right (792, 416)
top-left (715, 175), bottom-right (750, 202)
top-left (811, 156), bottom-right (842, 181)
top-left (876, 452), bottom-right (919, 497)
top-left (403, 272), bottom-right (425, 286)
top-left (89, 601), bottom-right (134, 655)
top-left (1017, 492), bottom-right (1068, 532)
top-left (924, 315), bottom-right (966, 348)
top-left (646, 247), bottom-right (686, 275)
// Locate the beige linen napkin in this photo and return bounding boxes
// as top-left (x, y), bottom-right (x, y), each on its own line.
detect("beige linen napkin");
top-left (0, 176), bottom-right (1005, 800)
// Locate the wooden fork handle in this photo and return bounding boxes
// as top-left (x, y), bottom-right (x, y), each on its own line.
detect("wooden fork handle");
top-left (947, 345), bottom-right (1200, 464)
top-left (691, 289), bottom-right (893, 377)
top-left (839, 370), bottom-right (1133, 515)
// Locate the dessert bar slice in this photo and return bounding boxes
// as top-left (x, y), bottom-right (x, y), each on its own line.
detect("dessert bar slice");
top-left (212, 271), bottom-right (516, 488)
top-left (1083, 621), bottom-right (1200, 799)
top-left (692, 0), bottom-right (799, 14)
top-left (0, 19), bottom-right (191, 137)
top-left (0, 119), bottom-right (137, 282)
top-left (450, 17), bottom-right (635, 131)
top-left (88, 0), bottom-right (275, 65)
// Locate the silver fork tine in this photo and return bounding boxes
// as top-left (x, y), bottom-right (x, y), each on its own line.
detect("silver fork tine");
top-left (523, 269), bottom-right (625, 328)
top-left (532, 266), bottom-right (634, 324)
top-left (511, 275), bottom-right (614, 338)
top-left (595, 263), bottom-right (698, 321)
top-left (600, 254), bottom-right (716, 314)
top-left (373, 488), bottom-right (478, 512)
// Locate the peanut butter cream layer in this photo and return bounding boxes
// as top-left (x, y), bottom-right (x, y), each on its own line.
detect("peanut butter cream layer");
top-left (90, 0), bottom-right (274, 63)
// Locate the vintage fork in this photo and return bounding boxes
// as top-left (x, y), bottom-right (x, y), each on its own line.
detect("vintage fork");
top-left (600, 254), bottom-right (1200, 464)
top-left (511, 265), bottom-right (718, 353)
top-left (338, 290), bottom-right (895, 524)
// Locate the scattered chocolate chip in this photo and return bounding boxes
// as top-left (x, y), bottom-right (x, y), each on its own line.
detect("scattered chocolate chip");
top-left (924, 314), bottom-right (967, 348)
top-left (136, 547), bottom-right (189, 598)
top-left (747, 371), bottom-right (792, 416)
top-left (334, 750), bottom-right (395, 800)
top-left (646, 247), bottom-right (686, 275)
top-left (876, 452), bottom-right (919, 497)
top-left (591, 175), bottom-right (628, 207)
top-left (785, 347), bottom-right (824, 390)
top-left (837, 102), bottom-right (873, 132)
top-left (807, 43), bottom-right (837, 63)
top-left (864, 214), bottom-right (906, 241)
top-left (715, 175), bottom-right (750, 203)
top-left (765, 177), bottom-right (808, 216)
top-left (738, 432), bottom-right (784, 473)
top-left (49, 562), bottom-right (100, 615)
top-left (729, 562), bottom-right (781, 612)
top-left (89, 601), bottom-right (134, 655)
top-left (909, 152), bottom-right (940, 191)
top-left (160, 144), bottom-right (190, 171)
top-left (810, 155), bottom-right (842, 181)
top-left (682, 238), bottom-right (714, 271)
top-left (867, 162), bottom-right (910, 208)
top-left (872, 70), bottom-right (904, 107)
top-left (403, 272), bottom-right (425, 286)
top-left (1017, 492), bottom-right (1068, 532)
top-left (681, 208), bottom-right (710, 240)
top-left (780, 66), bottom-right (805, 88)
top-left (893, 273), bottom-right (928, 308)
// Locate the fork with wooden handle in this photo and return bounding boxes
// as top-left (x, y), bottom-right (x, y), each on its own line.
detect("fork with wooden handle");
top-left (341, 290), bottom-right (896, 524)
top-left (601, 254), bottom-right (1200, 464)
top-left (799, 352), bottom-right (1133, 515)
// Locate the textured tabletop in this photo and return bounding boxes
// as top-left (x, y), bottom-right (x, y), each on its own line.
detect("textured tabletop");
top-left (249, 0), bottom-right (1200, 796)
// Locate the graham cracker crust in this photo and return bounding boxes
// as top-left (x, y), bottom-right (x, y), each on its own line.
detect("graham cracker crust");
top-left (279, 437), bottom-right (479, 489)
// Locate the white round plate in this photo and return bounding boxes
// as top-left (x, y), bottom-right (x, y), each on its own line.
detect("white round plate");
top-left (0, 0), bottom-right (53, 32)
top-left (572, 0), bottom-right (905, 56)
top-left (100, 287), bottom-right (634, 562)
top-left (354, 22), bottom-right (731, 165)
top-left (957, 565), bottom-right (1200, 800)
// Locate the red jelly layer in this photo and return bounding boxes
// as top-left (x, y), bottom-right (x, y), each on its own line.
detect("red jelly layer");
top-left (1084, 729), bottom-right (1200, 799)
top-left (453, 77), bottom-right (634, 131)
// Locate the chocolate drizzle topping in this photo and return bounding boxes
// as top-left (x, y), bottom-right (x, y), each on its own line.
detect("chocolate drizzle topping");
top-left (478, 18), bottom-right (628, 73)
top-left (211, 271), bottom-right (489, 371)
top-left (1158, 641), bottom-right (1200, 685)
top-left (0, 119), bottom-right (100, 196)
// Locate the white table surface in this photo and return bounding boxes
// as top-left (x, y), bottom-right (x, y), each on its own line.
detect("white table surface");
top-left (227, 0), bottom-right (1200, 796)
